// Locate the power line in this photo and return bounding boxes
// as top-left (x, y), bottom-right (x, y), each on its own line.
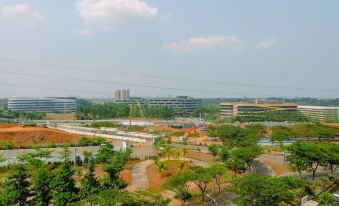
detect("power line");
top-left (0, 83), bottom-right (108, 95)
top-left (1, 57), bottom-right (338, 93)
top-left (0, 68), bottom-right (285, 97)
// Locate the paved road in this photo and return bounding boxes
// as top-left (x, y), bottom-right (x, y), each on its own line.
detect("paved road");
top-left (253, 162), bottom-right (273, 176)
top-left (129, 157), bottom-right (209, 192)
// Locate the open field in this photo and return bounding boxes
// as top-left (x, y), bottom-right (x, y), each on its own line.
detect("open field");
top-left (44, 113), bottom-right (76, 120)
top-left (186, 151), bottom-right (216, 164)
top-left (0, 125), bottom-right (82, 147)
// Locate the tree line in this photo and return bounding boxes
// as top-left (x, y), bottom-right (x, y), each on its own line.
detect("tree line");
top-left (232, 110), bottom-right (309, 122)
top-left (287, 141), bottom-right (339, 180)
top-left (0, 143), bottom-right (168, 206)
top-left (76, 103), bottom-right (175, 120)
top-left (272, 123), bottom-right (339, 142)
top-left (0, 109), bottom-right (46, 120)
top-left (164, 123), bottom-right (321, 206)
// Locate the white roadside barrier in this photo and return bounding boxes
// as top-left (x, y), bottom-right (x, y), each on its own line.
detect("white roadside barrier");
top-left (54, 126), bottom-right (147, 143)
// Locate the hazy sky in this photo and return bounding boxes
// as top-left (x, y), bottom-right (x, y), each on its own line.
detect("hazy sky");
top-left (0, 0), bottom-right (338, 98)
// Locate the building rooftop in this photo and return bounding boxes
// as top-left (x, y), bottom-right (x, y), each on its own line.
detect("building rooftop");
top-left (297, 105), bottom-right (339, 109)
top-left (220, 102), bottom-right (297, 107)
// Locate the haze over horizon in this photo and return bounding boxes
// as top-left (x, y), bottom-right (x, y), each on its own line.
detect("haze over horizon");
top-left (0, 0), bottom-right (338, 98)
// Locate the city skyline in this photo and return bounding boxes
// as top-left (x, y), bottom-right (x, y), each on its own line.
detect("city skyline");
top-left (0, 1), bottom-right (339, 98)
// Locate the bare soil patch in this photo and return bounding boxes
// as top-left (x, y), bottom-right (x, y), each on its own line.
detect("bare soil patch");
top-left (45, 113), bottom-right (75, 120)
top-left (0, 126), bottom-right (82, 146)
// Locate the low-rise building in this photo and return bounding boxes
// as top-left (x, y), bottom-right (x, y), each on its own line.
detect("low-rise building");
top-left (8, 97), bottom-right (76, 113)
top-left (220, 102), bottom-right (297, 118)
top-left (146, 96), bottom-right (201, 114)
top-left (297, 105), bottom-right (339, 122)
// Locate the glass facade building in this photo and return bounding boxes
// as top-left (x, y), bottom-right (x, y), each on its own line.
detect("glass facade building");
top-left (8, 97), bottom-right (76, 113)
top-left (146, 96), bottom-right (201, 114)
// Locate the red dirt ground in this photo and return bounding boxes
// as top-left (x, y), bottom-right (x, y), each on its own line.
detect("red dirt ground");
top-left (147, 160), bottom-right (196, 192)
top-left (0, 124), bottom-right (17, 129)
top-left (92, 160), bottom-right (142, 185)
top-left (0, 125), bottom-right (82, 146)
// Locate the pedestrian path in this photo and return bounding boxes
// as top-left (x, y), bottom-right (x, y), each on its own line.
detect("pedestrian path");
top-left (128, 157), bottom-right (209, 192)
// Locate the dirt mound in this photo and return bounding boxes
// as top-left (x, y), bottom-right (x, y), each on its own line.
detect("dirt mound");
top-left (0, 126), bottom-right (82, 147)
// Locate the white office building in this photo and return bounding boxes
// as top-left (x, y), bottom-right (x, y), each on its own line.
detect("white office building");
top-left (114, 89), bottom-right (130, 101)
top-left (297, 105), bottom-right (339, 122)
top-left (8, 97), bottom-right (76, 113)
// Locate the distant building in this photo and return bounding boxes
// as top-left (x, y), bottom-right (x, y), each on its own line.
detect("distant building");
top-left (8, 97), bottom-right (76, 113)
top-left (297, 105), bottom-right (339, 122)
top-left (254, 98), bottom-right (283, 104)
top-left (114, 89), bottom-right (130, 101)
top-left (146, 96), bottom-right (201, 114)
top-left (220, 102), bottom-right (297, 118)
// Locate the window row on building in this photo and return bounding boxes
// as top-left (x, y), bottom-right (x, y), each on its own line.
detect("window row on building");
top-left (8, 97), bottom-right (76, 113)
top-left (220, 102), bottom-right (339, 122)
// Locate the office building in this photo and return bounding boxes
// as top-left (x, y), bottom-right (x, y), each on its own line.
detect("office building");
top-left (297, 105), bottom-right (339, 122)
top-left (8, 97), bottom-right (76, 113)
top-left (146, 96), bottom-right (201, 113)
top-left (220, 102), bottom-right (297, 118)
top-left (114, 89), bottom-right (130, 101)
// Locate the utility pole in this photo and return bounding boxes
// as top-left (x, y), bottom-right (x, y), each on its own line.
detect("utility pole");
top-left (74, 146), bottom-right (77, 167)
top-left (129, 104), bottom-right (132, 127)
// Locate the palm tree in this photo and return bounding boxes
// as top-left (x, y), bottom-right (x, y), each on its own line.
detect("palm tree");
top-left (157, 161), bottom-right (168, 176)
top-left (177, 160), bottom-right (185, 173)
top-left (152, 156), bottom-right (160, 166)
top-left (182, 147), bottom-right (188, 159)
top-left (175, 150), bottom-right (181, 160)
top-left (163, 145), bottom-right (172, 160)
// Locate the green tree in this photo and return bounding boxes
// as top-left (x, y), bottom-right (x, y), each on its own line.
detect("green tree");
top-left (208, 144), bottom-right (220, 159)
top-left (216, 125), bottom-right (245, 148)
top-left (31, 166), bottom-right (52, 206)
top-left (287, 142), bottom-right (327, 180)
top-left (320, 142), bottom-right (339, 173)
top-left (92, 189), bottom-right (135, 206)
top-left (190, 167), bottom-right (214, 201)
top-left (233, 174), bottom-right (313, 206)
top-left (50, 162), bottom-right (78, 206)
top-left (271, 126), bottom-right (291, 155)
top-left (60, 145), bottom-right (72, 162)
top-left (80, 162), bottom-right (100, 206)
top-left (83, 150), bottom-right (94, 167)
top-left (95, 142), bottom-right (116, 163)
top-left (209, 165), bottom-right (226, 192)
top-left (163, 172), bottom-right (191, 203)
top-left (163, 145), bottom-right (172, 160)
top-left (218, 146), bottom-right (230, 162)
top-left (157, 161), bottom-right (168, 176)
top-left (318, 192), bottom-right (336, 206)
top-left (102, 154), bottom-right (127, 189)
top-left (16, 148), bottom-right (52, 206)
top-left (181, 147), bottom-right (188, 158)
top-left (226, 157), bottom-right (247, 176)
top-left (0, 164), bottom-right (31, 206)
top-left (178, 160), bottom-right (185, 173)
top-left (231, 145), bottom-right (262, 170)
